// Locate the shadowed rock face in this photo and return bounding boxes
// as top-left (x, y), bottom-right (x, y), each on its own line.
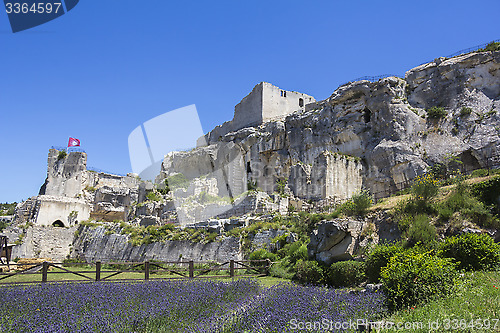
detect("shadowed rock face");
top-left (307, 220), bottom-right (364, 265)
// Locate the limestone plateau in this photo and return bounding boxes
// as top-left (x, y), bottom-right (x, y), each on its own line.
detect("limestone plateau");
top-left (3, 50), bottom-right (500, 263)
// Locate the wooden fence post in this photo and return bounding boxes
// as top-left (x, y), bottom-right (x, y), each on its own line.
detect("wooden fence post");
top-left (229, 260), bottom-right (234, 278)
top-left (42, 262), bottom-right (49, 283)
top-left (266, 259), bottom-right (271, 276)
top-left (189, 260), bottom-right (194, 279)
top-left (95, 262), bottom-right (101, 281)
top-left (144, 261), bottom-right (150, 280)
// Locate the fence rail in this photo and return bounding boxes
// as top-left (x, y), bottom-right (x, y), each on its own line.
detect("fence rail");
top-left (51, 146), bottom-right (86, 153)
top-left (0, 260), bottom-right (271, 285)
top-left (338, 39), bottom-right (500, 89)
top-left (338, 74), bottom-right (402, 88)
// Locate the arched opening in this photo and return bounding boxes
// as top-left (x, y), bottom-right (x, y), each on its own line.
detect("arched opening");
top-left (363, 107), bottom-right (372, 123)
top-left (299, 98), bottom-right (304, 107)
top-left (246, 161), bottom-right (252, 174)
top-left (52, 220), bottom-right (65, 228)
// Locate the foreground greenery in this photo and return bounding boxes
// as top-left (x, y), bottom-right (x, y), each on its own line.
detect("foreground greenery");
top-left (382, 270), bottom-right (500, 332)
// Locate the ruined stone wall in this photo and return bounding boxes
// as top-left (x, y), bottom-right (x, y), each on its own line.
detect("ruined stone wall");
top-left (261, 82), bottom-right (315, 122)
top-left (199, 82), bottom-right (315, 146)
top-left (35, 195), bottom-right (90, 227)
top-left (11, 225), bottom-right (78, 261)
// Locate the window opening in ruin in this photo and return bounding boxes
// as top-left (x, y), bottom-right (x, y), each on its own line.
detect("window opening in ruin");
top-left (281, 90), bottom-right (283, 97)
top-left (299, 98), bottom-right (304, 107)
top-left (52, 220), bottom-right (65, 227)
top-left (284, 91), bottom-right (287, 97)
top-left (363, 107), bottom-right (372, 123)
top-left (246, 161), bottom-right (252, 174)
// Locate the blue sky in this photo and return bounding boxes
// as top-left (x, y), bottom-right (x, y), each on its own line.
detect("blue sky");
top-left (0, 0), bottom-right (499, 203)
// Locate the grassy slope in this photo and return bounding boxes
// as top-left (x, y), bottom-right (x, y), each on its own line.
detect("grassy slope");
top-left (382, 270), bottom-right (500, 332)
top-left (370, 174), bottom-right (497, 211)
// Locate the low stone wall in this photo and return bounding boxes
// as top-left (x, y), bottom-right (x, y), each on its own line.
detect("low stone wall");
top-left (11, 226), bottom-right (78, 262)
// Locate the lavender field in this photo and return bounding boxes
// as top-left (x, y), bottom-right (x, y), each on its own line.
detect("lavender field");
top-left (0, 279), bottom-right (386, 332)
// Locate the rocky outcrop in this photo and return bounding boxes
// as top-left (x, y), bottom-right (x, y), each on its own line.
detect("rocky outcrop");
top-left (307, 220), bottom-right (365, 265)
top-left (307, 211), bottom-right (402, 265)
top-left (11, 226), bottom-right (78, 262)
top-left (159, 51), bottom-right (500, 205)
top-left (71, 225), bottom-right (243, 262)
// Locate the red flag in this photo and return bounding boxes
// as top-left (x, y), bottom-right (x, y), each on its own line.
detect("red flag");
top-left (68, 137), bottom-right (80, 147)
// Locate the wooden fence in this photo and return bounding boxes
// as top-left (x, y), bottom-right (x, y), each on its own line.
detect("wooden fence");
top-left (0, 259), bottom-right (271, 285)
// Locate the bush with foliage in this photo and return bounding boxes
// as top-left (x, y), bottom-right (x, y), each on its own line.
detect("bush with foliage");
top-left (57, 150), bottom-right (67, 161)
top-left (146, 191), bottom-right (162, 202)
top-left (325, 260), bottom-right (366, 288)
top-left (381, 250), bottom-right (457, 310)
top-left (438, 233), bottom-right (500, 271)
top-left (269, 258), bottom-right (295, 280)
top-left (426, 106), bottom-right (447, 119)
top-left (459, 106), bottom-right (473, 117)
top-left (293, 259), bottom-right (324, 285)
top-left (404, 214), bottom-right (436, 247)
top-left (165, 173), bottom-right (190, 192)
top-left (248, 248), bottom-right (278, 263)
top-left (470, 175), bottom-right (500, 216)
top-left (477, 41), bottom-right (500, 52)
top-left (411, 173), bottom-right (440, 202)
top-left (340, 190), bottom-right (373, 216)
top-left (437, 180), bottom-right (499, 229)
top-left (365, 243), bottom-right (405, 283)
top-left (276, 178), bottom-right (287, 195)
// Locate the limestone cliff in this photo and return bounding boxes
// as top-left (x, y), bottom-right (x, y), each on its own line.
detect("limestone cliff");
top-left (159, 51), bottom-right (500, 204)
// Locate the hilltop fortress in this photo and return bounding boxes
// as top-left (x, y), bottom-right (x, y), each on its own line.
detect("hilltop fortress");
top-left (198, 82), bottom-right (316, 146)
top-left (4, 49), bottom-right (500, 262)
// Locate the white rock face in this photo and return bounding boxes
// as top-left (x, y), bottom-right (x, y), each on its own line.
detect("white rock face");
top-left (11, 225), bottom-right (78, 262)
top-left (35, 195), bottom-right (90, 227)
top-left (71, 225), bottom-right (243, 262)
top-left (165, 51), bottom-right (500, 203)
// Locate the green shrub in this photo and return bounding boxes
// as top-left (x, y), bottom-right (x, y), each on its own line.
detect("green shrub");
top-left (405, 214), bottom-right (436, 247)
top-left (293, 260), bottom-right (324, 285)
top-left (278, 241), bottom-right (308, 262)
top-left (325, 260), bottom-right (366, 288)
top-left (57, 150), bottom-right (67, 160)
top-left (381, 251), bottom-right (457, 310)
top-left (276, 178), bottom-right (287, 195)
top-left (430, 163), bottom-right (447, 179)
top-left (411, 173), bottom-right (440, 202)
top-left (426, 106), bottom-right (447, 119)
top-left (471, 169), bottom-right (489, 178)
top-left (438, 233), bottom-right (500, 271)
top-left (269, 259), bottom-right (295, 279)
top-left (247, 180), bottom-right (258, 192)
top-left (478, 41), bottom-right (500, 52)
top-left (248, 248), bottom-right (278, 263)
top-left (365, 243), bottom-right (405, 283)
top-left (165, 173), bottom-right (190, 190)
top-left (146, 191), bottom-right (162, 202)
top-left (440, 180), bottom-right (499, 229)
top-left (470, 175), bottom-right (500, 216)
top-left (341, 190), bottom-right (373, 216)
top-left (459, 106), bottom-right (473, 117)
top-left (437, 205), bottom-right (454, 222)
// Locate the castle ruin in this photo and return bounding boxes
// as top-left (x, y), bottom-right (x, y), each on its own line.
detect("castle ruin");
top-left (198, 82), bottom-right (315, 146)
